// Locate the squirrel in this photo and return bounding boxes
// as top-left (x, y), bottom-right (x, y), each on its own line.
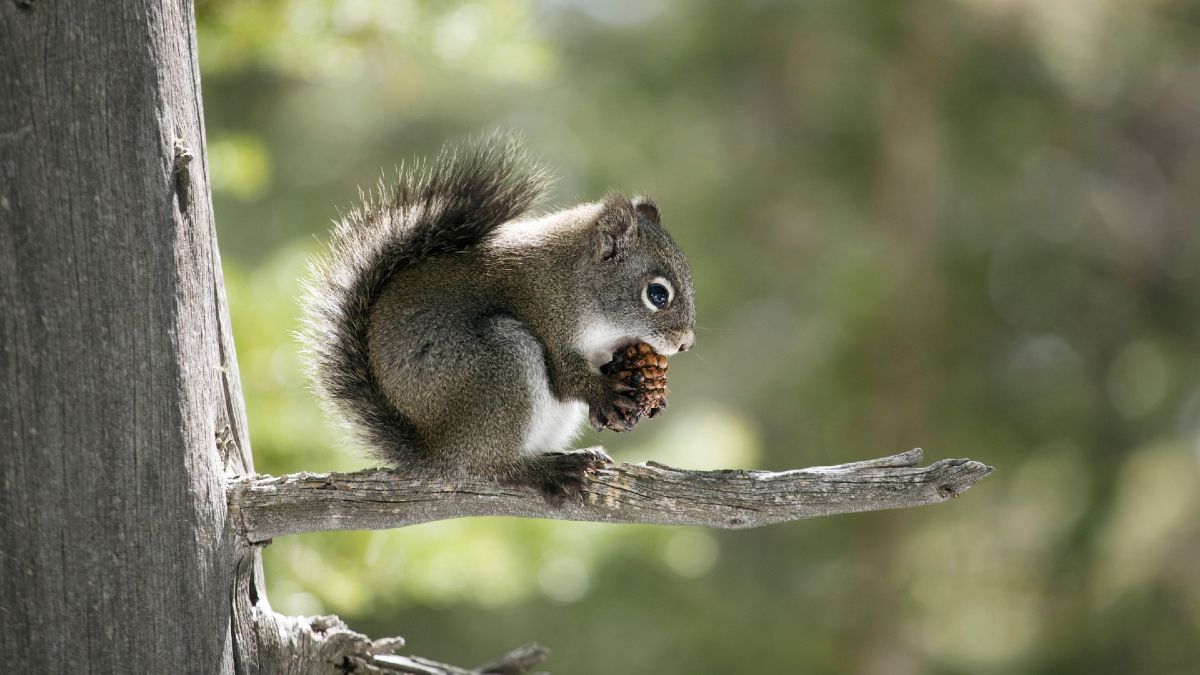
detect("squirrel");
top-left (301, 136), bottom-right (696, 504)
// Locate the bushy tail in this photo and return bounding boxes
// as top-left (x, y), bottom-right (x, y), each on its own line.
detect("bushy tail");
top-left (300, 135), bottom-right (551, 462)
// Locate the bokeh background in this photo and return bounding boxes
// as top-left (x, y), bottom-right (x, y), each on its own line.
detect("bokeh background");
top-left (196, 1), bottom-right (1200, 672)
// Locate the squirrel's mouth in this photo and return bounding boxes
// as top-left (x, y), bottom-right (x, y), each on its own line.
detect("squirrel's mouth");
top-left (578, 321), bottom-right (677, 370)
top-left (610, 337), bottom-right (641, 355)
top-left (613, 336), bottom-right (678, 358)
top-left (589, 336), bottom-right (666, 370)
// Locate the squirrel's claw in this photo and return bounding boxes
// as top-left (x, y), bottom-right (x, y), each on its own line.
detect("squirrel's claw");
top-left (533, 448), bottom-right (612, 506)
top-left (589, 392), bottom-right (638, 433)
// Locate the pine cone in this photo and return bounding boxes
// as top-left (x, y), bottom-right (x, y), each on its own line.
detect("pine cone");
top-left (599, 342), bottom-right (669, 430)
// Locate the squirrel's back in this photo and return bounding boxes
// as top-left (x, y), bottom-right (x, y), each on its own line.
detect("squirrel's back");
top-left (300, 137), bottom-right (551, 460)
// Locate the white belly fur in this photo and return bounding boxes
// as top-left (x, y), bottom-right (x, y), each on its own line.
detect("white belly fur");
top-left (517, 340), bottom-right (587, 454)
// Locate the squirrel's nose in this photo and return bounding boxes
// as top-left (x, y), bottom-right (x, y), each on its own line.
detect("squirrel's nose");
top-left (677, 331), bottom-right (696, 353)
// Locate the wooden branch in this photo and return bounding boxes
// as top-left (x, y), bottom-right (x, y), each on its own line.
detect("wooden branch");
top-left (228, 448), bottom-right (992, 543)
top-left (243, 613), bottom-right (546, 674)
top-left (230, 555), bottom-right (547, 674)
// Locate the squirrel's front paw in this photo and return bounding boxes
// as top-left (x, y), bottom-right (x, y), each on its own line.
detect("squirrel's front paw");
top-left (591, 342), bottom-right (669, 432)
top-left (533, 448), bottom-right (613, 506)
top-left (588, 379), bottom-right (641, 432)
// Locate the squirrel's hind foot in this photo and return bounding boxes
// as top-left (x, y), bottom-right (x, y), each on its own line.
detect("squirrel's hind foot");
top-left (521, 447), bottom-right (612, 507)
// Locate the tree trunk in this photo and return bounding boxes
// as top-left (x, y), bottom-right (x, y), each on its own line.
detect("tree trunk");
top-left (1, 1), bottom-right (247, 671)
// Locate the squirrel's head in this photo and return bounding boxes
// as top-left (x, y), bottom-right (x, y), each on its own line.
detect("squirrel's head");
top-left (577, 195), bottom-right (696, 369)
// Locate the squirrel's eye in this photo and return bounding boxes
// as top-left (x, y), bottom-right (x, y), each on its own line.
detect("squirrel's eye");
top-left (643, 278), bottom-right (673, 311)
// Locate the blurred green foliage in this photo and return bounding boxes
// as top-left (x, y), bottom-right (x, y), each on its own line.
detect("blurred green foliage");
top-left (198, 0), bottom-right (1200, 672)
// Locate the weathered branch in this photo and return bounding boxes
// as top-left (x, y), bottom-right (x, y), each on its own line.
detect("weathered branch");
top-left (230, 554), bottom-right (548, 674)
top-left (242, 613), bottom-right (546, 674)
top-left (228, 448), bottom-right (992, 543)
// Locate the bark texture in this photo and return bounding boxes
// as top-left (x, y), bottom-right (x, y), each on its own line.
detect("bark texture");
top-left (0, 1), bottom-right (244, 672)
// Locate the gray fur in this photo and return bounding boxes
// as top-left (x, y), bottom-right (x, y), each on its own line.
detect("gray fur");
top-left (301, 136), bottom-right (696, 503)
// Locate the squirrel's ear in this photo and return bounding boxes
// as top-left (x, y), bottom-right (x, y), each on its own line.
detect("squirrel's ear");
top-left (595, 200), bottom-right (638, 261)
top-left (632, 197), bottom-right (660, 226)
